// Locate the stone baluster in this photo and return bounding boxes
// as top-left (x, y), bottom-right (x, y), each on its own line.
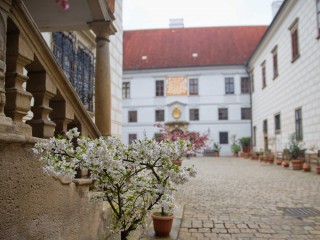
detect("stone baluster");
top-left (25, 68), bottom-right (57, 138)
top-left (5, 23), bottom-right (34, 135)
top-left (50, 94), bottom-right (74, 137)
top-left (89, 21), bottom-right (116, 136)
top-left (0, 0), bottom-right (12, 125)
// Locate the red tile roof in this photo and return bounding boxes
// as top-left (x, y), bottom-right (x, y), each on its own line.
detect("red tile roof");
top-left (123, 26), bottom-right (268, 70)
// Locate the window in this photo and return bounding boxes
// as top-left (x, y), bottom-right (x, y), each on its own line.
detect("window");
top-left (289, 19), bottom-right (300, 62)
top-left (272, 46), bottom-right (279, 79)
top-left (75, 47), bottom-right (95, 111)
top-left (219, 132), bottom-right (229, 144)
top-left (156, 80), bottom-right (164, 96)
top-left (241, 77), bottom-right (250, 94)
top-left (275, 114), bottom-right (281, 134)
top-left (128, 134), bottom-right (137, 145)
top-left (241, 108), bottom-right (251, 120)
top-left (122, 82), bottom-right (130, 99)
top-left (128, 111), bottom-right (137, 123)
top-left (295, 108), bottom-right (303, 139)
top-left (253, 126), bottom-right (256, 146)
top-left (189, 109), bottom-right (199, 121)
top-left (155, 110), bottom-right (165, 122)
top-left (53, 32), bottom-right (75, 82)
top-left (261, 61), bottom-right (266, 89)
top-left (263, 119), bottom-right (268, 135)
top-left (53, 32), bottom-right (94, 111)
top-left (218, 108), bottom-right (228, 120)
top-left (317, 0), bottom-right (320, 36)
top-left (189, 78), bottom-right (198, 95)
top-left (225, 78), bottom-right (234, 94)
top-left (250, 70), bottom-right (255, 92)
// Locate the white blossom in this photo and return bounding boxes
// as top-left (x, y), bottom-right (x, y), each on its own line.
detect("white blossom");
top-left (33, 128), bottom-right (197, 237)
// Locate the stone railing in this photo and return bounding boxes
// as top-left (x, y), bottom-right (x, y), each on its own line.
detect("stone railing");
top-left (1, 0), bottom-right (100, 140)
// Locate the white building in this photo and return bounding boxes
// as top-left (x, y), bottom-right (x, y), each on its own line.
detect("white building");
top-left (249, 0), bottom-right (320, 153)
top-left (122, 25), bottom-right (267, 155)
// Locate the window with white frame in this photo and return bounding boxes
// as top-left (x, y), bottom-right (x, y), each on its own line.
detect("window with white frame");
top-left (295, 108), bottom-right (303, 140)
top-left (275, 113), bottom-right (281, 134)
top-left (189, 109), bottom-right (199, 121)
top-left (272, 46), bottom-right (279, 79)
top-left (155, 110), bottom-right (165, 122)
top-left (289, 18), bottom-right (300, 62)
top-left (219, 132), bottom-right (229, 144)
top-left (225, 77), bottom-right (234, 94)
top-left (189, 78), bottom-right (198, 95)
top-left (218, 108), bottom-right (228, 120)
top-left (122, 82), bottom-right (130, 99)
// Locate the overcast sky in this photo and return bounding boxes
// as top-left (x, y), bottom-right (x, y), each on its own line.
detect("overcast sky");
top-left (123, 0), bottom-right (278, 30)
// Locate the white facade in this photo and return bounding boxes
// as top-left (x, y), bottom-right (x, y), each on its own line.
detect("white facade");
top-left (122, 66), bottom-right (251, 156)
top-left (110, 0), bottom-right (124, 138)
top-left (249, 0), bottom-right (320, 152)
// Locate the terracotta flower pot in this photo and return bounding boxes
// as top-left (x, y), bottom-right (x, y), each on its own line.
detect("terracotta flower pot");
top-left (282, 160), bottom-right (289, 168)
top-left (213, 151), bottom-right (219, 157)
top-left (268, 158), bottom-right (274, 164)
top-left (316, 166), bottom-right (320, 174)
top-left (291, 160), bottom-right (303, 170)
top-left (275, 159), bottom-right (282, 165)
top-left (152, 214), bottom-right (174, 237)
top-left (303, 163), bottom-right (311, 172)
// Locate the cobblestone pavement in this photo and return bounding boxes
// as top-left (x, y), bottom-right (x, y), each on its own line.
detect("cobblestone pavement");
top-left (175, 157), bottom-right (320, 240)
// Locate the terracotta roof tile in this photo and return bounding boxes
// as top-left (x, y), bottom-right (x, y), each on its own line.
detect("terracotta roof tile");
top-left (123, 26), bottom-right (268, 70)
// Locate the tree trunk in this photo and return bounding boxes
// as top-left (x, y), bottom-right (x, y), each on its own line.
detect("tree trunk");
top-left (121, 231), bottom-right (128, 240)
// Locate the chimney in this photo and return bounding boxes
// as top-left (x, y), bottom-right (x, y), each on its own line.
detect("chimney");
top-left (169, 18), bottom-right (184, 28)
top-left (272, 1), bottom-right (284, 18)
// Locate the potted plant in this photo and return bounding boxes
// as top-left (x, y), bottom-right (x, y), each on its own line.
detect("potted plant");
top-left (287, 133), bottom-right (305, 170)
top-left (154, 123), bottom-right (208, 164)
top-left (33, 128), bottom-right (197, 240)
top-left (213, 142), bottom-right (221, 157)
top-left (303, 145), bottom-right (317, 172)
top-left (239, 137), bottom-right (251, 157)
top-left (267, 151), bottom-right (275, 164)
top-left (231, 143), bottom-right (241, 157)
top-left (151, 208), bottom-right (175, 237)
top-left (282, 148), bottom-right (290, 167)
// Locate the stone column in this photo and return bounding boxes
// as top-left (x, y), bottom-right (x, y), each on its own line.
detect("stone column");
top-left (0, 0), bottom-right (13, 125)
top-left (89, 21), bottom-right (116, 136)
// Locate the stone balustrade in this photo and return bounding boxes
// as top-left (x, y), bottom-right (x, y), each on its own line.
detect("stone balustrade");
top-left (0, 0), bottom-right (100, 139)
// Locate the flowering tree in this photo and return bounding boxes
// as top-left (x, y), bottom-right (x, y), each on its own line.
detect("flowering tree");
top-left (33, 128), bottom-right (196, 240)
top-left (154, 123), bottom-right (209, 154)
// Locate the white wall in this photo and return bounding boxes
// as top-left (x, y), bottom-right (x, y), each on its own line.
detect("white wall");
top-left (249, 0), bottom-right (320, 152)
top-left (110, 0), bottom-right (123, 138)
top-left (122, 66), bottom-right (251, 156)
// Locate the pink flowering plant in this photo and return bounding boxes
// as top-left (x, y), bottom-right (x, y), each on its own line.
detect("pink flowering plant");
top-left (33, 128), bottom-right (196, 240)
top-left (154, 123), bottom-right (209, 155)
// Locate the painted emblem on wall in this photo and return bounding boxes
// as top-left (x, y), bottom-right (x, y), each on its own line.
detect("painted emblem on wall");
top-left (166, 76), bottom-right (188, 96)
top-left (172, 105), bottom-right (181, 119)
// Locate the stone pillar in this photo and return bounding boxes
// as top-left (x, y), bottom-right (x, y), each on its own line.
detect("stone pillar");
top-left (50, 97), bottom-right (75, 137)
top-left (0, 0), bottom-right (13, 125)
top-left (25, 70), bottom-right (57, 138)
top-left (5, 25), bottom-right (34, 135)
top-left (89, 21), bottom-right (116, 136)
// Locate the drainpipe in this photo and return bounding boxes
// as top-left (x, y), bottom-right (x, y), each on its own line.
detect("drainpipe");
top-left (244, 61), bottom-right (253, 151)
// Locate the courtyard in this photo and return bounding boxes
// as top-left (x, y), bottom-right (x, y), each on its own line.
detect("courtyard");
top-left (172, 157), bottom-right (320, 240)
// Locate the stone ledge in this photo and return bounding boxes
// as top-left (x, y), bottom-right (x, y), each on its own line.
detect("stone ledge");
top-left (72, 178), bottom-right (93, 186)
